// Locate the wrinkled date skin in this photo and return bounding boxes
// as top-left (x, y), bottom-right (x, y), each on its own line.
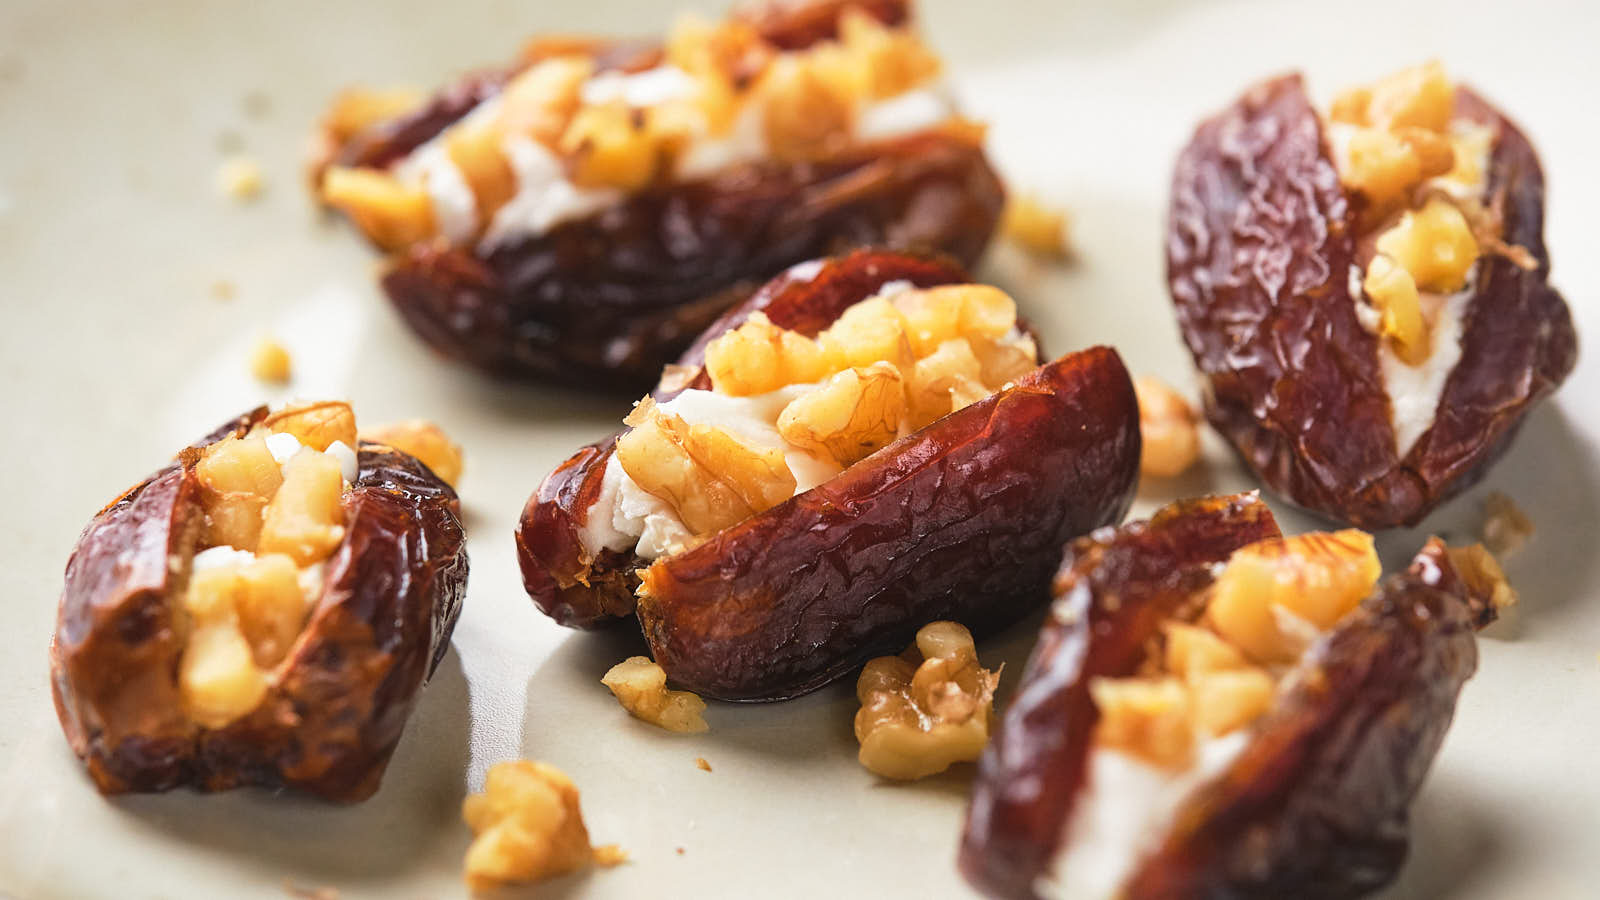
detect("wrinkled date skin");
top-left (517, 249), bottom-right (1143, 701)
top-left (49, 409), bottom-right (469, 803)
top-left (960, 493), bottom-right (1498, 899)
top-left (325, 0), bottom-right (1005, 389)
top-left (1166, 74), bottom-right (1577, 528)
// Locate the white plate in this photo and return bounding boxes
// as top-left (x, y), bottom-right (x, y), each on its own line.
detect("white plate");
top-left (2, 0), bottom-right (1596, 897)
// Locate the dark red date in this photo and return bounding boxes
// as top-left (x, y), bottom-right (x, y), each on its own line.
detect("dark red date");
top-left (1166, 74), bottom-right (1576, 528)
top-left (49, 409), bottom-right (468, 803)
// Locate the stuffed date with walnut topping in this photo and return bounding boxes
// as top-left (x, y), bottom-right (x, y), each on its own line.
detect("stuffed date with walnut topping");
top-left (516, 249), bottom-right (1141, 701)
top-left (1166, 63), bottom-right (1577, 528)
top-left (960, 492), bottom-right (1512, 899)
top-left (312, 0), bottom-right (1004, 388)
top-left (49, 402), bottom-right (468, 803)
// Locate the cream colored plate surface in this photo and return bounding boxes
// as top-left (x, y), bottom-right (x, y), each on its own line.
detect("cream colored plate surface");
top-left (2, 0), bottom-right (1597, 897)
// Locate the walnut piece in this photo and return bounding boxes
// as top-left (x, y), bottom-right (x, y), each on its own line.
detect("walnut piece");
top-left (616, 398), bottom-right (796, 538)
top-left (1000, 194), bottom-right (1071, 259)
top-left (854, 621), bottom-right (998, 780)
top-left (1089, 677), bottom-right (1194, 769)
top-left (462, 760), bottom-right (624, 892)
top-left (1374, 196), bottom-right (1480, 294)
top-left (1363, 254), bottom-right (1429, 364)
top-left (1480, 491), bottom-right (1534, 559)
top-left (216, 156), bottom-right (265, 202)
top-left (777, 362), bottom-right (904, 466)
top-left (704, 312), bottom-right (827, 396)
top-left (197, 434), bottom-right (284, 550)
top-left (1207, 530), bottom-right (1380, 664)
top-left (319, 167), bottom-right (434, 251)
top-left (497, 55), bottom-right (592, 147)
top-left (601, 656), bottom-right (709, 733)
top-left (1134, 376), bottom-right (1201, 479)
top-left (262, 401), bottom-right (358, 453)
top-left (258, 450), bottom-right (347, 567)
top-left (360, 419), bottom-right (463, 487)
top-left (249, 337), bottom-right (292, 384)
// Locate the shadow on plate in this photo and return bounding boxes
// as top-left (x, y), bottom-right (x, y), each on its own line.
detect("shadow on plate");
top-left (110, 647), bottom-right (473, 889)
top-left (1374, 770), bottom-right (1507, 899)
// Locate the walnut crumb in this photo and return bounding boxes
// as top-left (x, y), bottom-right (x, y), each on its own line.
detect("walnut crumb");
top-left (1001, 194), bottom-right (1072, 259)
top-left (695, 757), bottom-right (712, 772)
top-left (249, 337), bottom-right (292, 384)
top-left (217, 155), bottom-right (265, 202)
top-left (210, 280), bottom-right (236, 301)
top-left (602, 657), bottom-right (709, 733)
top-left (1481, 491), bottom-right (1534, 559)
top-left (462, 760), bottom-right (622, 891)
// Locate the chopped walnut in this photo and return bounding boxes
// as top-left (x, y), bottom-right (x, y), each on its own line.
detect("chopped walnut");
top-left (905, 338), bottom-right (987, 430)
top-left (360, 419), bottom-right (463, 486)
top-left (250, 337), bottom-right (292, 384)
top-left (1207, 530), bottom-right (1380, 664)
top-left (197, 434), bottom-right (284, 550)
top-left (759, 52), bottom-right (858, 162)
top-left (257, 449), bottom-right (347, 567)
top-left (616, 398), bottom-right (796, 538)
top-left (319, 167), bottom-right (435, 251)
top-left (777, 362), bottom-right (904, 466)
top-left (1480, 491), bottom-right (1534, 559)
top-left (838, 7), bottom-right (941, 100)
top-left (601, 656), bottom-right (709, 733)
top-left (497, 55), bottom-right (593, 147)
top-left (1363, 254), bottom-right (1429, 364)
top-left (1134, 376), bottom-right (1201, 479)
top-left (704, 312), bottom-right (827, 396)
top-left (695, 757), bottom-right (712, 772)
top-left (262, 401), bottom-right (358, 453)
top-left (1374, 196), bottom-right (1480, 293)
top-left (854, 621), bottom-right (998, 780)
top-left (216, 156), bottom-right (265, 202)
top-left (1089, 676), bottom-right (1194, 769)
top-left (560, 100), bottom-right (662, 191)
top-left (816, 295), bottom-right (915, 372)
top-left (1000, 194), bottom-right (1072, 260)
top-left (446, 123), bottom-right (518, 226)
top-left (179, 566), bottom-right (271, 728)
top-left (1447, 542), bottom-right (1519, 613)
top-left (462, 760), bottom-right (624, 892)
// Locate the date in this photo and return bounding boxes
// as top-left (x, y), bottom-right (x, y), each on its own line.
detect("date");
top-left (49, 405), bottom-right (468, 802)
top-left (315, 0), bottom-right (1005, 389)
top-left (959, 493), bottom-right (1505, 898)
top-left (517, 250), bottom-right (1141, 701)
top-left (1166, 71), bottom-right (1576, 528)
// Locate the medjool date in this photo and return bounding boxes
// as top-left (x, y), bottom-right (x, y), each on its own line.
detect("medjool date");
top-left (315, 0), bottom-right (1004, 389)
top-left (960, 492), bottom-right (1508, 898)
top-left (517, 249), bottom-right (1141, 701)
top-left (49, 403), bottom-right (468, 802)
top-left (1166, 65), bottom-right (1576, 528)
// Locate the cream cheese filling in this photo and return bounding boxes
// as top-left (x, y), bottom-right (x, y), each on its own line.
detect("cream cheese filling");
top-left (394, 69), bottom-right (955, 252)
top-left (1331, 118), bottom-right (1493, 458)
top-left (1035, 732), bottom-right (1251, 900)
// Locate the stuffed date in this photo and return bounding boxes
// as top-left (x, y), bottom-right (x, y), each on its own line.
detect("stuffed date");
top-left (516, 249), bottom-right (1141, 700)
top-left (49, 402), bottom-right (468, 803)
top-left (959, 492), bottom-right (1512, 898)
top-left (1166, 62), bottom-right (1577, 528)
top-left (312, 0), bottom-right (1004, 388)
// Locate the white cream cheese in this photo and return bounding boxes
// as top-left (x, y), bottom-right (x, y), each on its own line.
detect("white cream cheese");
top-left (1036, 732), bottom-right (1251, 900)
top-left (264, 431), bottom-right (304, 465)
top-left (394, 71), bottom-right (957, 250)
top-left (581, 65), bottom-right (698, 107)
top-left (192, 545), bottom-right (257, 572)
top-left (480, 135), bottom-right (622, 251)
top-left (325, 439), bottom-right (359, 483)
top-left (578, 383), bottom-right (843, 561)
top-left (1379, 288), bottom-right (1470, 457)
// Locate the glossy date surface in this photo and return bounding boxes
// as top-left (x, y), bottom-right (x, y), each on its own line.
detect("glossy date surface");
top-left (1166, 74), bottom-right (1576, 528)
top-left (49, 410), bottom-right (468, 803)
top-left (960, 493), bottom-right (1496, 898)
